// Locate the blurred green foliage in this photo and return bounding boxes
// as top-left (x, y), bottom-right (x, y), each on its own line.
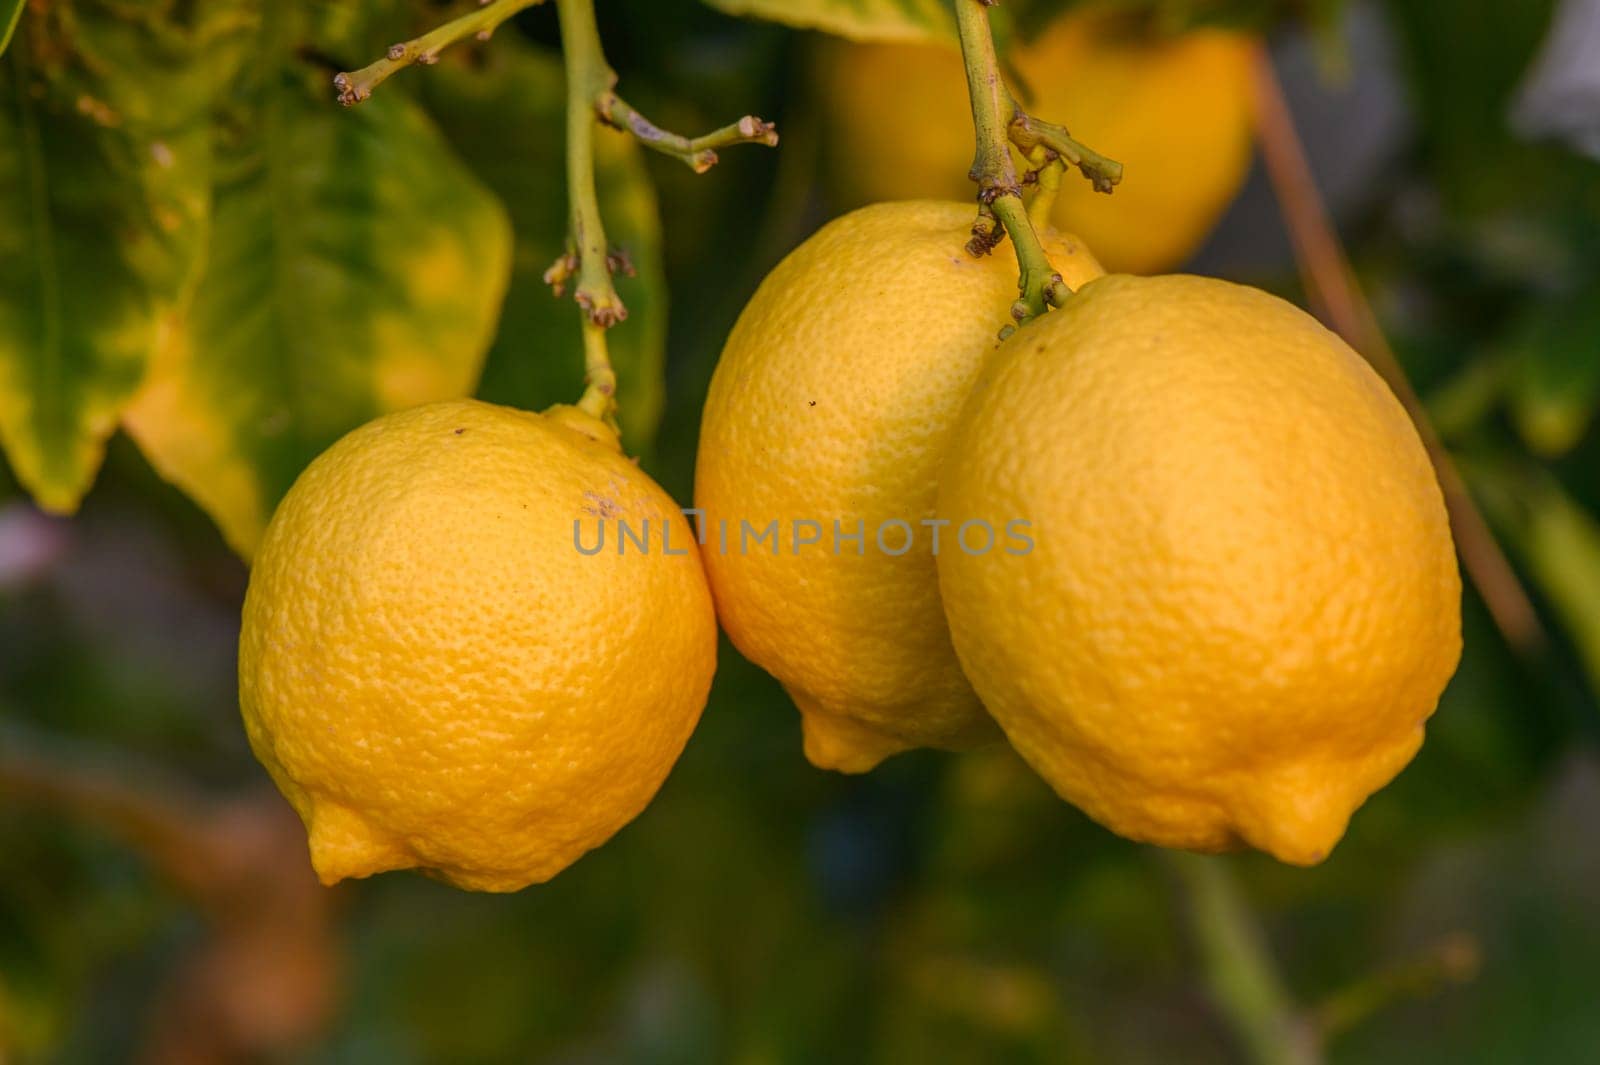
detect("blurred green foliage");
top-left (0, 0), bottom-right (665, 554)
top-left (696, 0), bottom-right (1347, 42)
top-left (3, 0), bottom-right (1600, 1062)
top-left (701, 0), bottom-right (956, 43)
top-left (0, 1), bottom-right (211, 513)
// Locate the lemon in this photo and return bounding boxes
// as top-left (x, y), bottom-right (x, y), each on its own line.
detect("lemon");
top-left (695, 200), bottom-right (1103, 772)
top-left (238, 399), bottom-right (717, 891)
top-left (936, 275), bottom-right (1461, 864)
top-left (819, 11), bottom-right (1256, 274)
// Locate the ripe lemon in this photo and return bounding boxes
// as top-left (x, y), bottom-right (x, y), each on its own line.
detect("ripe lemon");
top-left (819, 12), bottom-right (1256, 274)
top-left (238, 399), bottom-right (716, 891)
top-left (695, 200), bottom-right (1103, 772)
top-left (936, 275), bottom-right (1461, 864)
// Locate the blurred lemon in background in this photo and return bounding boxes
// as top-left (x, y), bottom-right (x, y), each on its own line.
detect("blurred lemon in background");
top-left (820, 10), bottom-right (1257, 274)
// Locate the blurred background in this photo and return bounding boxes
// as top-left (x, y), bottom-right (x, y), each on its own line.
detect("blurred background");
top-left (3, 0), bottom-right (1600, 1061)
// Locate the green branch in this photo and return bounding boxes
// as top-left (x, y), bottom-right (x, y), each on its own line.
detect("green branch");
top-left (1023, 145), bottom-right (1065, 230)
top-left (952, 0), bottom-right (1121, 334)
top-left (1008, 111), bottom-right (1122, 193)
top-left (554, 0), bottom-right (624, 423)
top-left (339, 0), bottom-right (776, 426)
top-left (335, 0), bottom-right (546, 106)
top-left (955, 0), bottom-right (1058, 331)
top-left (598, 94), bottom-right (777, 173)
top-left (1313, 933), bottom-right (1480, 1040)
top-left (551, 0), bottom-right (775, 423)
top-left (1168, 854), bottom-right (1323, 1065)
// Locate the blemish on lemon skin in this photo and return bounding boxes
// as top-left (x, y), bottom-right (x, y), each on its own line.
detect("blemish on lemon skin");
top-left (581, 490), bottom-right (620, 519)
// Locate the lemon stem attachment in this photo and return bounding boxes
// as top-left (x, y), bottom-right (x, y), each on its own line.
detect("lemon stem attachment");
top-left (955, 0), bottom-right (1058, 332)
top-left (954, 0), bottom-right (1121, 335)
top-left (334, 0), bottom-right (547, 106)
top-left (551, 0), bottom-right (775, 425)
top-left (555, 0), bottom-right (626, 424)
top-left (1023, 145), bottom-right (1065, 230)
top-left (341, 0), bottom-right (774, 428)
top-left (1009, 109), bottom-right (1123, 193)
top-left (576, 320), bottom-right (616, 421)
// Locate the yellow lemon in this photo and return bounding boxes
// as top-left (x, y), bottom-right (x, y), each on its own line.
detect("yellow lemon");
top-left (936, 275), bottom-right (1461, 864)
top-left (695, 200), bottom-right (1103, 772)
top-left (238, 399), bottom-right (716, 891)
top-left (819, 11), bottom-right (1256, 274)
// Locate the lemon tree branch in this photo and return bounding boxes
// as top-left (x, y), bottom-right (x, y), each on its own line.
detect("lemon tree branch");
top-left (956, 0), bottom-right (1059, 331)
top-left (552, 0), bottom-right (775, 424)
top-left (1009, 111), bottom-right (1122, 193)
top-left (1023, 145), bottom-right (1065, 229)
top-left (335, 0), bottom-right (546, 105)
top-left (1169, 854), bottom-right (1324, 1065)
top-left (338, 0), bottom-right (776, 423)
top-left (554, 0), bottom-right (625, 422)
top-left (598, 94), bottom-right (777, 174)
top-left (1312, 933), bottom-right (1480, 1040)
top-left (954, 0), bottom-right (1120, 334)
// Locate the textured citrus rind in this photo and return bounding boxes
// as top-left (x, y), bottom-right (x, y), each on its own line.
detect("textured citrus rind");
top-left (240, 399), bottom-right (717, 890)
top-left (937, 275), bottom-right (1461, 864)
top-left (695, 200), bottom-right (1103, 771)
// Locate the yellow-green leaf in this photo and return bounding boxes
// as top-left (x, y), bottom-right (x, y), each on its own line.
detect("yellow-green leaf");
top-left (1519, 485), bottom-right (1600, 692)
top-left (701, 0), bottom-right (955, 43)
top-left (122, 9), bottom-right (511, 559)
top-left (0, 11), bottom-right (209, 513)
top-left (1471, 462), bottom-right (1600, 697)
top-left (0, 0), bottom-right (22, 58)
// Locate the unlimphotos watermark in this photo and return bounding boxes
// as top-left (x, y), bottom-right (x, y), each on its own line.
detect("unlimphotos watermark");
top-left (574, 510), bottom-right (1033, 556)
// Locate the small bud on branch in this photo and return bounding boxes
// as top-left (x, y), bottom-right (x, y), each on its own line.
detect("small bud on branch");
top-left (334, 0), bottom-right (546, 106)
top-left (954, 0), bottom-right (1120, 330)
top-left (597, 93), bottom-right (777, 173)
top-left (339, 0), bottom-right (776, 431)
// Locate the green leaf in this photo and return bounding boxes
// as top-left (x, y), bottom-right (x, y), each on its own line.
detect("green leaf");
top-left (701, 0), bottom-right (955, 43)
top-left (419, 36), bottom-right (667, 454)
top-left (1507, 287), bottom-right (1600, 457)
top-left (1472, 462), bottom-right (1600, 698)
top-left (1517, 485), bottom-right (1600, 695)
top-left (0, 8), bottom-right (209, 513)
top-left (122, 5), bottom-right (511, 558)
top-left (1386, 0), bottom-right (1588, 215)
top-left (0, 0), bottom-right (22, 58)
